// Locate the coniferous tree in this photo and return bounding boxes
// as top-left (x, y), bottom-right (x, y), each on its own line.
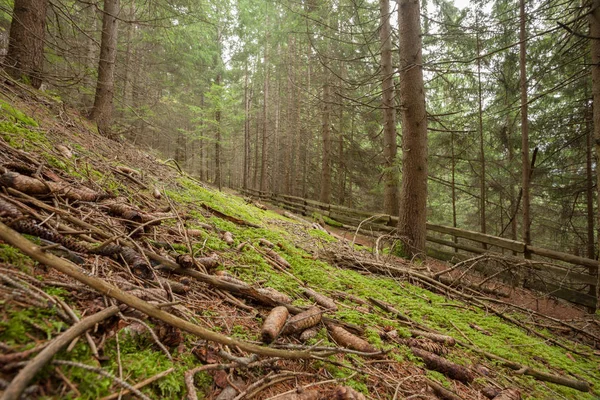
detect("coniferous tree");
top-left (4, 0), bottom-right (48, 88)
top-left (398, 0), bottom-right (428, 257)
top-left (89, 0), bottom-right (120, 138)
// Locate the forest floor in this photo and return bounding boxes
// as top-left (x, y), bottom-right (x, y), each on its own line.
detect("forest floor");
top-left (0, 77), bottom-right (599, 400)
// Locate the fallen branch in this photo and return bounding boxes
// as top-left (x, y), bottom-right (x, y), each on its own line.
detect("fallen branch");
top-left (99, 368), bottom-right (174, 400)
top-left (1, 305), bottom-right (119, 400)
top-left (0, 222), bottom-right (314, 360)
top-left (459, 342), bottom-right (590, 392)
top-left (411, 347), bottom-right (474, 383)
top-left (200, 203), bottom-right (261, 228)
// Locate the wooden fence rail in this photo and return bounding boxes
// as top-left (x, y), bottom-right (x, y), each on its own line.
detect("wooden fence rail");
top-left (241, 188), bottom-right (598, 309)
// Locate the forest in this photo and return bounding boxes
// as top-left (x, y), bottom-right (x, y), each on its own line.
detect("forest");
top-left (1, 0), bottom-right (600, 398)
top-left (2, 0), bottom-right (598, 258)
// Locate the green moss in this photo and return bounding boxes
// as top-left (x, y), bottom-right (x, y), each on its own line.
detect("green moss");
top-left (426, 370), bottom-right (451, 388)
top-left (0, 99), bottom-right (38, 126)
top-left (0, 244), bottom-right (35, 272)
top-left (0, 306), bottom-right (66, 345)
top-left (0, 120), bottom-right (49, 150)
top-left (322, 215), bottom-right (343, 228)
top-left (43, 286), bottom-right (70, 299)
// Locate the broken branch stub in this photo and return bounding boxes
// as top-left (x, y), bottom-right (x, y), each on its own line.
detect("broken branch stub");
top-left (327, 324), bottom-right (378, 354)
top-left (411, 347), bottom-right (474, 383)
top-left (304, 288), bottom-right (337, 311)
top-left (265, 249), bottom-right (291, 268)
top-left (261, 306), bottom-right (289, 343)
top-left (282, 307), bottom-right (322, 335)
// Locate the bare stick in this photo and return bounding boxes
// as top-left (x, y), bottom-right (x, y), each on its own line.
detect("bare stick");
top-left (1, 306), bottom-right (119, 400)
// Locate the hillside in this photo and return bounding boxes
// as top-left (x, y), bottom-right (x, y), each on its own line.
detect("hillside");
top-left (0, 80), bottom-right (598, 400)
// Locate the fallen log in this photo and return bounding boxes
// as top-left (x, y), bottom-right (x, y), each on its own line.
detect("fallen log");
top-left (411, 347), bottom-right (474, 383)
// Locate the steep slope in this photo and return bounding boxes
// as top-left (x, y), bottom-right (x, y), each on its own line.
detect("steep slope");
top-left (0, 79), bottom-right (598, 400)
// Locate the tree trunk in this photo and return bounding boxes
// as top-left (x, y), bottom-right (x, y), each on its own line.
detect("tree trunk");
top-left (319, 81), bottom-right (332, 204)
top-left (477, 26), bottom-right (487, 245)
top-left (519, 0), bottom-right (531, 253)
top-left (380, 0), bottom-right (399, 216)
top-left (586, 104), bottom-right (595, 260)
top-left (589, 0), bottom-right (600, 310)
top-left (215, 72), bottom-right (222, 191)
top-left (290, 40), bottom-right (299, 196)
top-left (451, 130), bottom-right (458, 252)
top-left (243, 63), bottom-right (250, 190)
top-left (122, 2), bottom-right (135, 111)
top-left (4, 0), bottom-right (48, 88)
top-left (89, 0), bottom-right (120, 139)
top-left (260, 22), bottom-right (270, 194)
top-left (397, 0), bottom-right (428, 257)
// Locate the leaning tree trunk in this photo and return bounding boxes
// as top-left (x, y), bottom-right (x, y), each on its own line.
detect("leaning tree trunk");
top-left (589, 0), bottom-right (600, 310)
top-left (89, 0), bottom-right (120, 139)
top-left (4, 0), bottom-right (48, 88)
top-left (397, 0), bottom-right (428, 258)
top-left (380, 0), bottom-right (399, 216)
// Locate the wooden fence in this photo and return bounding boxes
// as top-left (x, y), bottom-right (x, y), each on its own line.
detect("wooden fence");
top-left (241, 188), bottom-right (599, 309)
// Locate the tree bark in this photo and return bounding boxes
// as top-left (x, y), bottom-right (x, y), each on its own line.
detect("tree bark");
top-left (586, 104), bottom-right (595, 260)
top-left (476, 25), bottom-right (487, 245)
top-left (397, 0), bottom-right (428, 257)
top-left (215, 72), bottom-right (222, 191)
top-left (380, 0), bottom-right (399, 216)
top-left (519, 0), bottom-right (531, 253)
top-left (589, 0), bottom-right (600, 310)
top-left (4, 0), bottom-right (48, 88)
top-left (243, 62), bottom-right (250, 190)
top-left (319, 81), bottom-right (332, 204)
top-left (122, 2), bottom-right (135, 111)
top-left (89, 0), bottom-right (120, 139)
top-left (214, 27), bottom-right (223, 190)
top-left (260, 26), bottom-right (270, 193)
